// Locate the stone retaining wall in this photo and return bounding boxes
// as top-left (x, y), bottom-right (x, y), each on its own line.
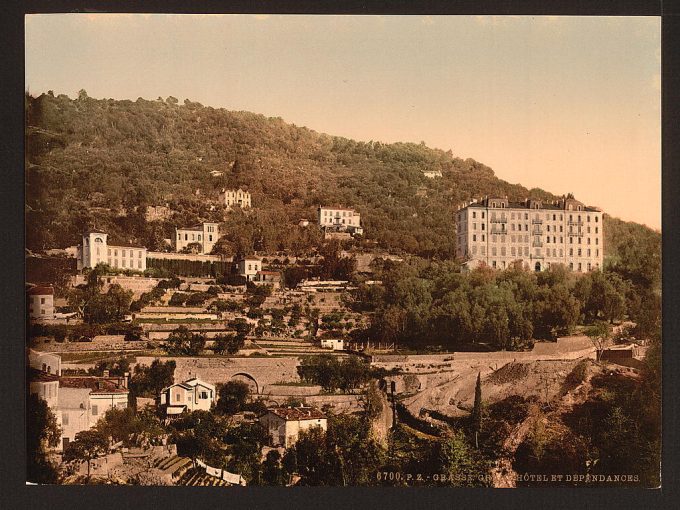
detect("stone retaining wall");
top-left (133, 355), bottom-right (301, 391)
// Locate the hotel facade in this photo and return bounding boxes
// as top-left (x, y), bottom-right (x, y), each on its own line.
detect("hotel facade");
top-left (455, 196), bottom-right (603, 272)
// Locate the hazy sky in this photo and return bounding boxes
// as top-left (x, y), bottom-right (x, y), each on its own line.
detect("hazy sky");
top-left (25, 14), bottom-right (661, 229)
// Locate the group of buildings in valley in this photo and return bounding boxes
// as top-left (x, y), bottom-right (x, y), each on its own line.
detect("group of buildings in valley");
top-left (455, 195), bottom-right (604, 272)
top-left (29, 349), bottom-right (327, 451)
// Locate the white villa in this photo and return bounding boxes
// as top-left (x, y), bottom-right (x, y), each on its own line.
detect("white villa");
top-left (174, 223), bottom-right (220, 254)
top-left (259, 406), bottom-right (327, 448)
top-left (317, 206), bottom-right (363, 236)
top-left (159, 377), bottom-right (216, 416)
top-left (423, 169), bottom-right (443, 178)
top-left (238, 256), bottom-right (262, 282)
top-left (77, 231), bottom-right (147, 272)
top-left (220, 188), bottom-right (252, 209)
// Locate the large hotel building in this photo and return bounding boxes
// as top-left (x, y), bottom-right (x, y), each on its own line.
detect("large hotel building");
top-left (455, 196), bottom-right (603, 272)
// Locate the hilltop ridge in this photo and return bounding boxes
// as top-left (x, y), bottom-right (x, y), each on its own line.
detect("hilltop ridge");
top-left (25, 92), bottom-right (656, 260)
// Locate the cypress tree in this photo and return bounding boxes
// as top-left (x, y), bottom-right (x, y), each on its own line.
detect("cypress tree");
top-left (472, 371), bottom-right (482, 433)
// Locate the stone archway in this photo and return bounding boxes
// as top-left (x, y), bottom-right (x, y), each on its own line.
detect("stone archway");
top-left (231, 372), bottom-right (260, 394)
top-left (534, 262), bottom-right (541, 272)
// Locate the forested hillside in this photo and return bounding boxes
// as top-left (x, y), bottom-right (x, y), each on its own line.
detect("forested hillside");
top-left (25, 91), bottom-right (659, 262)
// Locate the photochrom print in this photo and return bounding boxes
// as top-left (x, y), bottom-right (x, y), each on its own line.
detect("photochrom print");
top-left (25, 14), bottom-right (661, 488)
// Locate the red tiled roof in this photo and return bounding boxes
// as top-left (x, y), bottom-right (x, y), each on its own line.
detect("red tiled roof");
top-left (28, 286), bottom-right (54, 296)
top-left (28, 368), bottom-right (59, 382)
top-left (266, 406), bottom-right (326, 421)
top-left (59, 376), bottom-right (129, 394)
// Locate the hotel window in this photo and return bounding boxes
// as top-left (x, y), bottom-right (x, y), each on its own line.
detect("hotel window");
top-left (569, 248), bottom-right (573, 256)
top-left (587, 215), bottom-right (591, 222)
top-left (511, 224), bottom-right (515, 231)
top-left (587, 263), bottom-right (592, 271)
top-left (560, 249), bottom-right (563, 257)
top-left (114, 259), bottom-right (118, 266)
top-left (553, 214), bottom-right (556, 221)
top-left (492, 247), bottom-right (497, 256)
top-left (138, 251), bottom-right (142, 258)
top-left (511, 235), bottom-right (515, 243)
top-left (524, 247), bottom-right (529, 256)
top-left (596, 238), bottom-right (599, 245)
top-left (560, 225), bottom-right (563, 232)
top-left (198, 235), bottom-right (202, 241)
top-left (595, 216), bottom-right (599, 222)
top-left (578, 263), bottom-right (582, 271)
top-left (108, 249), bottom-right (111, 256)
top-left (546, 225), bottom-right (550, 232)
top-left (209, 235), bottom-right (213, 242)
top-left (481, 235), bottom-right (485, 241)
top-left (570, 238), bottom-right (573, 244)
top-left (472, 234), bottom-right (476, 242)
top-left (578, 248), bottom-right (582, 256)
top-left (472, 212), bottom-right (476, 219)
top-left (472, 246), bottom-right (477, 255)
top-left (493, 235), bottom-right (497, 243)
top-left (560, 237), bottom-right (563, 243)
top-left (595, 227), bottom-right (599, 233)
top-left (587, 227), bottom-right (591, 233)
top-left (40, 297), bottom-right (45, 304)
top-left (596, 249), bottom-right (599, 256)
top-left (587, 238), bottom-right (591, 244)
top-left (546, 237), bottom-right (550, 243)
top-left (482, 212), bottom-right (485, 219)
top-left (552, 248), bottom-right (556, 257)
top-left (535, 248), bottom-right (541, 256)
top-left (560, 214), bottom-right (563, 220)
top-left (92, 405), bottom-right (98, 416)
top-left (185, 234), bottom-right (188, 241)
top-left (138, 260), bottom-right (142, 269)
top-left (569, 262), bottom-right (574, 270)
top-left (587, 249), bottom-right (591, 257)
top-left (481, 224), bottom-right (485, 230)
top-left (501, 247), bottom-right (506, 256)
top-left (492, 261), bottom-right (497, 268)
top-left (525, 224), bottom-right (529, 231)
top-left (481, 246), bottom-right (486, 255)
top-left (511, 247), bottom-right (516, 256)
top-left (553, 236), bottom-right (556, 243)
top-left (525, 213), bottom-right (528, 220)
top-left (578, 237), bottom-right (582, 244)
top-left (122, 259), bottom-right (126, 268)
top-left (546, 213), bottom-right (550, 220)
top-left (108, 258), bottom-right (111, 265)
top-left (114, 249), bottom-right (118, 256)
top-left (524, 235), bottom-right (529, 243)
top-left (473, 223), bottom-right (477, 230)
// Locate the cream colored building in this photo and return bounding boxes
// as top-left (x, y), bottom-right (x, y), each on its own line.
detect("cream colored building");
top-left (59, 375), bottom-right (129, 450)
top-left (260, 406), bottom-right (327, 448)
top-left (455, 196), bottom-right (603, 272)
top-left (159, 377), bottom-right (216, 416)
top-left (27, 286), bottom-right (54, 320)
top-left (175, 223), bottom-right (220, 254)
top-left (317, 206), bottom-right (363, 236)
top-left (220, 188), bottom-right (252, 209)
top-left (238, 256), bottom-right (262, 281)
top-left (77, 231), bottom-right (147, 272)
